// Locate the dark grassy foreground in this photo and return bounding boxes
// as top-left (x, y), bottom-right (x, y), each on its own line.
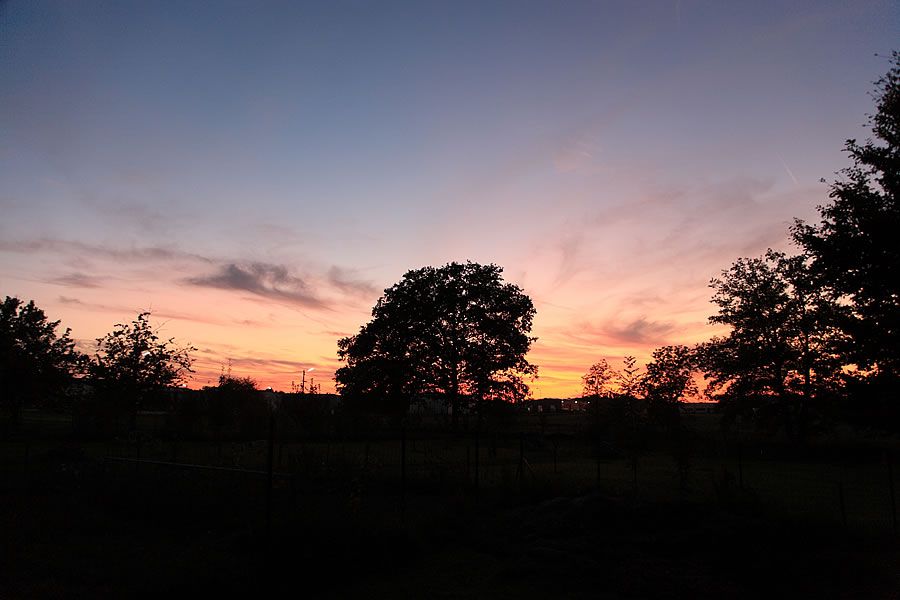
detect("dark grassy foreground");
top-left (3, 445), bottom-right (898, 599)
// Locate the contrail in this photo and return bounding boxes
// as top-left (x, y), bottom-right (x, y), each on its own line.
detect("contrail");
top-left (778, 155), bottom-right (799, 185)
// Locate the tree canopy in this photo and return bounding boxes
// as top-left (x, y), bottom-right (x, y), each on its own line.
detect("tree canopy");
top-left (0, 296), bottom-right (82, 433)
top-left (793, 51), bottom-right (900, 377)
top-left (336, 262), bottom-right (537, 418)
top-left (90, 312), bottom-right (194, 425)
top-left (642, 345), bottom-right (698, 406)
top-left (698, 250), bottom-right (842, 424)
top-left (582, 359), bottom-right (618, 398)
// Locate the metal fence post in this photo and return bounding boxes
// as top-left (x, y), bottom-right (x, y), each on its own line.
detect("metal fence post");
top-left (887, 451), bottom-right (897, 537)
top-left (400, 426), bottom-right (407, 522)
top-left (266, 411), bottom-right (276, 538)
top-left (837, 481), bottom-right (847, 529)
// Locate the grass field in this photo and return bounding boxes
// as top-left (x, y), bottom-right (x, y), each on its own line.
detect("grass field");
top-left (3, 411), bottom-right (899, 597)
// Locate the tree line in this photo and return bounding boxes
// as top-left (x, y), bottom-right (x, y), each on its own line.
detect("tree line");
top-left (336, 52), bottom-right (900, 437)
top-left (570, 54), bottom-right (899, 437)
top-left (2, 53), bottom-right (897, 439)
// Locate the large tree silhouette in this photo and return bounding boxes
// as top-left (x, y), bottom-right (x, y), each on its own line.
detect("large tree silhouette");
top-left (793, 52), bottom-right (900, 381)
top-left (0, 297), bottom-right (82, 436)
top-left (698, 250), bottom-right (841, 436)
top-left (336, 262), bottom-right (536, 422)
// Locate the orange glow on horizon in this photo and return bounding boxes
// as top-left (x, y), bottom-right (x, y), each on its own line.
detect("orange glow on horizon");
top-left (10, 260), bottom-right (727, 399)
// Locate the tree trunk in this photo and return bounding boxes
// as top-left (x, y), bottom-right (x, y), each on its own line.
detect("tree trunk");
top-left (449, 363), bottom-right (460, 430)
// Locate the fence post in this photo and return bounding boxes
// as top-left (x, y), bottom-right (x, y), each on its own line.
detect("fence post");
top-left (518, 432), bottom-right (525, 490)
top-left (266, 411), bottom-right (276, 538)
top-left (400, 426), bottom-right (407, 522)
top-left (466, 445), bottom-right (471, 484)
top-left (552, 439), bottom-right (558, 474)
top-left (631, 456), bottom-right (638, 501)
top-left (887, 451), bottom-right (897, 537)
top-left (474, 426), bottom-right (480, 499)
top-left (837, 481), bottom-right (847, 529)
top-left (135, 435), bottom-right (141, 472)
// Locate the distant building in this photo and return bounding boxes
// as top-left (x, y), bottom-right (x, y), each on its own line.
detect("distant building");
top-left (522, 398), bottom-right (566, 413)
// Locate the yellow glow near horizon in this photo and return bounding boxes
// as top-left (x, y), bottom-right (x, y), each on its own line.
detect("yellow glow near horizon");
top-left (7, 259), bottom-right (728, 399)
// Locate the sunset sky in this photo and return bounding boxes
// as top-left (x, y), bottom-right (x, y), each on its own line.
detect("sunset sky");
top-left (1, 1), bottom-right (897, 397)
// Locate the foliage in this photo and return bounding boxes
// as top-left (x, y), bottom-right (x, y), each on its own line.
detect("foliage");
top-left (204, 374), bottom-right (258, 439)
top-left (0, 296), bottom-right (83, 432)
top-left (617, 355), bottom-right (643, 399)
top-left (792, 52), bottom-right (899, 375)
top-left (90, 312), bottom-right (194, 428)
top-left (791, 52), bottom-right (900, 426)
top-left (582, 359), bottom-right (618, 398)
top-left (336, 262), bottom-right (537, 419)
top-left (641, 345), bottom-right (699, 488)
top-left (642, 345), bottom-right (698, 406)
top-left (698, 251), bottom-right (841, 435)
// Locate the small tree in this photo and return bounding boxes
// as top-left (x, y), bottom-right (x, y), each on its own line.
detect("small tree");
top-left (583, 359), bottom-right (634, 468)
top-left (617, 355), bottom-right (643, 399)
top-left (582, 359), bottom-right (618, 399)
top-left (642, 345), bottom-right (698, 408)
top-left (0, 297), bottom-right (83, 435)
top-left (90, 312), bottom-right (194, 432)
top-left (642, 344), bottom-right (698, 489)
top-left (224, 375), bottom-right (264, 439)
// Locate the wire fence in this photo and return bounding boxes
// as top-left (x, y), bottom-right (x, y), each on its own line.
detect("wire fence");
top-left (5, 421), bottom-right (895, 540)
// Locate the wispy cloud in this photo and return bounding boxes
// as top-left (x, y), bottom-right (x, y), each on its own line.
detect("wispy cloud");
top-left (554, 133), bottom-right (599, 173)
top-left (49, 272), bottom-right (104, 288)
top-left (600, 316), bottom-right (677, 345)
top-left (553, 233), bottom-right (585, 286)
top-left (80, 198), bottom-right (173, 233)
top-left (186, 262), bottom-right (325, 308)
top-left (56, 296), bottom-right (236, 327)
top-left (561, 316), bottom-right (677, 347)
top-left (326, 266), bottom-right (378, 297)
top-left (0, 238), bottom-right (212, 264)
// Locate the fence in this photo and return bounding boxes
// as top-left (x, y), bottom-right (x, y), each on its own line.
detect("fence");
top-left (6, 431), bottom-right (895, 540)
top-left (3, 409), bottom-right (898, 540)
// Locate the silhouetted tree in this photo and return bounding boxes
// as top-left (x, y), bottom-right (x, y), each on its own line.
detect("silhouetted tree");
top-left (202, 374), bottom-right (253, 441)
top-left (582, 359), bottom-right (618, 399)
top-left (216, 374), bottom-right (264, 439)
top-left (89, 312), bottom-right (194, 432)
top-left (698, 251), bottom-right (840, 437)
top-left (792, 52), bottom-right (900, 424)
top-left (583, 358), bottom-right (643, 469)
top-left (336, 262), bottom-right (537, 424)
top-left (617, 355), bottom-right (643, 399)
top-left (642, 345), bottom-right (697, 407)
top-left (0, 297), bottom-right (83, 436)
top-left (642, 345), bottom-right (698, 488)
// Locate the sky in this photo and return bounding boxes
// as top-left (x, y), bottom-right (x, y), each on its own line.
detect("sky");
top-left (1, 1), bottom-right (897, 397)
